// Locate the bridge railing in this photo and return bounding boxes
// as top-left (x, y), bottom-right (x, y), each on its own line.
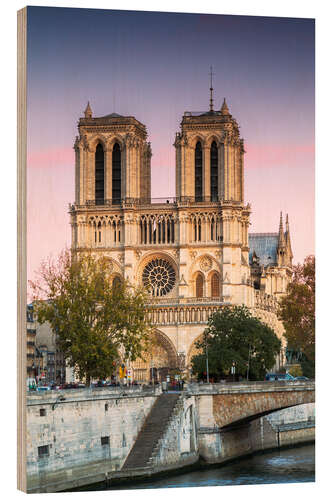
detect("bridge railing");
top-left (186, 380), bottom-right (315, 395)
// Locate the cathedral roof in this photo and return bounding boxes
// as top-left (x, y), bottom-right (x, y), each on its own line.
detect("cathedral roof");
top-left (100, 112), bottom-right (124, 118)
top-left (78, 110), bottom-right (147, 137)
top-left (249, 233), bottom-right (279, 267)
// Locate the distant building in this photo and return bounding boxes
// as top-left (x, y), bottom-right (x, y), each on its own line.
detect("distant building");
top-left (69, 94), bottom-right (293, 381)
top-left (26, 304), bottom-right (66, 385)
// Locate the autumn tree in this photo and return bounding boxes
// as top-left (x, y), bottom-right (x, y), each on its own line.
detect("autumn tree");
top-left (191, 306), bottom-right (281, 381)
top-left (279, 255), bottom-right (315, 375)
top-left (30, 250), bottom-right (152, 385)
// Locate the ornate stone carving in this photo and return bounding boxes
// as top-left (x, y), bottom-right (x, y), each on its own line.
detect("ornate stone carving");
top-left (142, 258), bottom-right (176, 297)
top-left (190, 251), bottom-right (197, 260)
top-left (118, 254), bottom-right (124, 264)
top-left (177, 352), bottom-right (186, 370)
top-left (199, 256), bottom-right (212, 272)
top-left (173, 249), bottom-right (180, 259)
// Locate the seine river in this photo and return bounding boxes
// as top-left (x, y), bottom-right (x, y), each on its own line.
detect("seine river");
top-left (102, 444), bottom-right (315, 490)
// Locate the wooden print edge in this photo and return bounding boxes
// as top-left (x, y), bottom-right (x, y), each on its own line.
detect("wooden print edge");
top-left (17, 6), bottom-right (27, 493)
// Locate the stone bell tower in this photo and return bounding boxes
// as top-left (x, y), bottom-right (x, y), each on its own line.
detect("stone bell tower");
top-left (174, 98), bottom-right (245, 203)
top-left (74, 102), bottom-right (152, 206)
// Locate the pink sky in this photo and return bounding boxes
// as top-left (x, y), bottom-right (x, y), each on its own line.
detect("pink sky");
top-left (27, 138), bottom-right (314, 289)
top-left (26, 9), bottom-right (314, 289)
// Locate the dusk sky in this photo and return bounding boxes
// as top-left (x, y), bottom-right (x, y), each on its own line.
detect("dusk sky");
top-left (27, 6), bottom-right (315, 286)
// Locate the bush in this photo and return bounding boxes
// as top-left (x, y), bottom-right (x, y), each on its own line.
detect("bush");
top-left (288, 365), bottom-right (303, 377)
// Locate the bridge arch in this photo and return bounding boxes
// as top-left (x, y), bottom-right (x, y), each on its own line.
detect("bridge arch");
top-left (207, 385), bottom-right (315, 429)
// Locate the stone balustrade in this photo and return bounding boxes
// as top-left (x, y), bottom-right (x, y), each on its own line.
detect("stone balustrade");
top-left (254, 289), bottom-right (279, 313)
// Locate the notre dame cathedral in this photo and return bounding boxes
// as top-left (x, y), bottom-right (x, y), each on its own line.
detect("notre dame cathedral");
top-left (69, 95), bottom-right (293, 381)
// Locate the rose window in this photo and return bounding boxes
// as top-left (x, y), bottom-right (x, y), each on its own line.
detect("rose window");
top-left (142, 258), bottom-right (176, 296)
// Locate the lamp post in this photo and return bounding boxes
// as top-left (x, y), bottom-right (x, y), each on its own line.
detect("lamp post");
top-left (231, 361), bottom-right (236, 382)
top-left (205, 335), bottom-right (209, 384)
top-left (247, 345), bottom-right (251, 381)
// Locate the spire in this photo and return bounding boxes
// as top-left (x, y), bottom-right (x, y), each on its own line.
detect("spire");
top-left (221, 98), bottom-right (230, 116)
top-left (278, 211), bottom-right (286, 249)
top-left (84, 101), bottom-right (92, 118)
top-left (285, 214), bottom-right (293, 263)
top-left (209, 66), bottom-right (214, 112)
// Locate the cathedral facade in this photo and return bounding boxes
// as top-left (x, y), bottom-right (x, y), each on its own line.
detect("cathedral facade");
top-left (69, 97), bottom-right (293, 381)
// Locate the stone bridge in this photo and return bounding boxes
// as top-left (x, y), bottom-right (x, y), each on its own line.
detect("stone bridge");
top-left (189, 381), bottom-right (315, 428)
top-left (26, 381), bottom-right (315, 492)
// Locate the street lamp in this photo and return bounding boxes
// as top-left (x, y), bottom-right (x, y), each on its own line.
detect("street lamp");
top-left (246, 344), bottom-right (251, 381)
top-left (205, 334), bottom-right (209, 384)
top-left (231, 361), bottom-right (236, 382)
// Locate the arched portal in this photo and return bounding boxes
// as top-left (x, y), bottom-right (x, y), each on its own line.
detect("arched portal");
top-left (131, 330), bottom-right (178, 382)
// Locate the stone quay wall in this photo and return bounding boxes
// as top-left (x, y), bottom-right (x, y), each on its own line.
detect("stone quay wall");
top-left (26, 383), bottom-right (315, 493)
top-left (26, 386), bottom-right (160, 492)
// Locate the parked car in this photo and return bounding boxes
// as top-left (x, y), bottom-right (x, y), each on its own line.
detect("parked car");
top-left (265, 373), bottom-right (295, 381)
top-left (295, 376), bottom-right (309, 381)
top-left (37, 386), bottom-right (51, 391)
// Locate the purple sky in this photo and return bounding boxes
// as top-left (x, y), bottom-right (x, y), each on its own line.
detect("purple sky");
top-left (27, 7), bottom-right (315, 285)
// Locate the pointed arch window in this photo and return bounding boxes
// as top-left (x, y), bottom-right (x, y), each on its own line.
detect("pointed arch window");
top-left (196, 274), bottom-right (204, 298)
top-left (211, 273), bottom-right (220, 297)
top-left (95, 143), bottom-right (105, 205)
top-left (210, 141), bottom-right (218, 201)
top-left (195, 142), bottom-right (203, 202)
top-left (112, 143), bottom-right (121, 205)
top-left (112, 276), bottom-right (122, 290)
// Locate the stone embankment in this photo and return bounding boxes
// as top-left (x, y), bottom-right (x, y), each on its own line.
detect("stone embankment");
top-left (26, 382), bottom-right (315, 493)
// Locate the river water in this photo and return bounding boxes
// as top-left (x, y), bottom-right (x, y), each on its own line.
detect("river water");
top-left (103, 444), bottom-right (315, 490)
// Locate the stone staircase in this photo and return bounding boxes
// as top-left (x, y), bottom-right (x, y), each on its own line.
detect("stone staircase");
top-left (122, 393), bottom-right (181, 471)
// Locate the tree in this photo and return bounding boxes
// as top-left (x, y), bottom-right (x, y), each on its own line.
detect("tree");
top-left (30, 250), bottom-right (152, 385)
top-left (191, 306), bottom-right (281, 381)
top-left (279, 255), bottom-right (315, 368)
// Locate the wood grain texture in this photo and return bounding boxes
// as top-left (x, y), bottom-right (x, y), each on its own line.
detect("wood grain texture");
top-left (17, 6), bottom-right (27, 493)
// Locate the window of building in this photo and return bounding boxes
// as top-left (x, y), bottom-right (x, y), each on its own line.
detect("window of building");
top-left (211, 273), bottom-right (220, 297)
top-left (101, 436), bottom-right (110, 446)
top-left (196, 274), bottom-right (204, 298)
top-left (40, 408), bottom-right (46, 417)
top-left (95, 143), bottom-right (105, 205)
top-left (112, 276), bottom-right (122, 289)
top-left (210, 141), bottom-right (218, 201)
top-left (105, 403), bottom-right (108, 412)
top-left (38, 445), bottom-right (49, 458)
top-left (112, 143), bottom-right (121, 204)
top-left (142, 258), bottom-right (176, 297)
top-left (195, 142), bottom-right (203, 202)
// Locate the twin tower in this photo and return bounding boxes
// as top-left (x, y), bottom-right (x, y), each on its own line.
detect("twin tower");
top-left (74, 98), bottom-right (245, 206)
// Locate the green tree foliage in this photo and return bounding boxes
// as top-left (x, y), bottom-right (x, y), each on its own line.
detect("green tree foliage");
top-left (30, 250), bottom-right (152, 385)
top-left (191, 306), bottom-right (281, 381)
top-left (288, 365), bottom-right (303, 378)
top-left (279, 255), bottom-right (315, 364)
